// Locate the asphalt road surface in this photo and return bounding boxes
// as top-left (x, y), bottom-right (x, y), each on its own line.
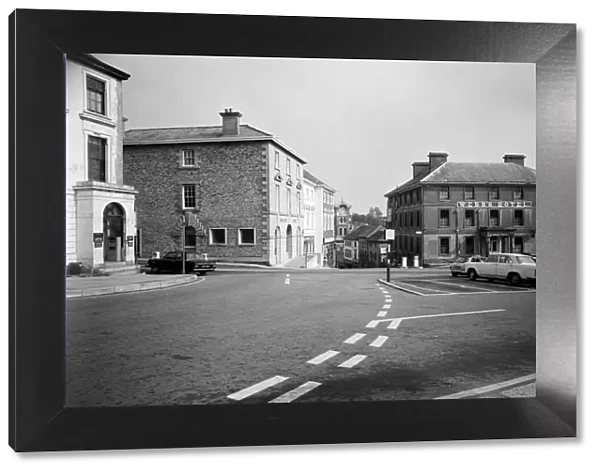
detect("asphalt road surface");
top-left (66, 268), bottom-right (535, 406)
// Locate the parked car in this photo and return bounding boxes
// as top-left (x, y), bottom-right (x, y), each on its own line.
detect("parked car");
top-left (148, 251), bottom-right (217, 275)
top-left (450, 255), bottom-right (485, 277)
top-left (464, 253), bottom-right (536, 287)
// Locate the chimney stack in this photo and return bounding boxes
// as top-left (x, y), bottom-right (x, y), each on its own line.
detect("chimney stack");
top-left (428, 152), bottom-right (449, 171)
top-left (503, 154), bottom-right (526, 166)
top-left (219, 108), bottom-right (242, 136)
top-left (411, 161), bottom-right (430, 178)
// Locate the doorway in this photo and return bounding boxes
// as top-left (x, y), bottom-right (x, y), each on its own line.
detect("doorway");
top-left (103, 203), bottom-right (125, 262)
top-left (489, 237), bottom-right (499, 254)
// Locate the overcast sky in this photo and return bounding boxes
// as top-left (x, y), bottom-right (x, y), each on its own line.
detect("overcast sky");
top-left (97, 54), bottom-right (535, 215)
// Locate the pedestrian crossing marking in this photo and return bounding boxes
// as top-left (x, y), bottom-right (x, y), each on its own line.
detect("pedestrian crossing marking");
top-left (307, 350), bottom-right (339, 365)
top-left (227, 375), bottom-right (288, 401)
top-left (344, 333), bottom-right (366, 344)
top-left (338, 355), bottom-right (367, 368)
top-left (268, 381), bottom-right (321, 403)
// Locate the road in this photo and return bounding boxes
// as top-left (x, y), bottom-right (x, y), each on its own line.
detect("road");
top-left (66, 268), bottom-right (535, 406)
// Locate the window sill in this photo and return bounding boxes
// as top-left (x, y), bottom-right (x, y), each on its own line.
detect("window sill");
top-left (238, 243), bottom-right (256, 246)
top-left (178, 166), bottom-right (200, 170)
top-left (209, 244), bottom-right (227, 246)
top-left (79, 111), bottom-right (116, 128)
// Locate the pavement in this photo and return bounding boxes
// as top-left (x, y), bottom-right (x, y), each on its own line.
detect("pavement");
top-left (66, 272), bottom-right (198, 299)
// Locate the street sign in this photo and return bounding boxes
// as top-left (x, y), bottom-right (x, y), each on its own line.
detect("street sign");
top-left (385, 229), bottom-right (395, 240)
top-left (381, 246), bottom-right (387, 254)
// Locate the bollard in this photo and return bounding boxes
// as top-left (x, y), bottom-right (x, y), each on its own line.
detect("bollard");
top-left (414, 255), bottom-right (419, 268)
top-left (402, 256), bottom-right (407, 268)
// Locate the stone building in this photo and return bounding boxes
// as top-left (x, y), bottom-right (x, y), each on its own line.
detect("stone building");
top-left (333, 199), bottom-right (353, 267)
top-left (123, 109), bottom-right (307, 266)
top-left (342, 224), bottom-right (384, 268)
top-left (66, 53), bottom-right (137, 270)
top-left (384, 152), bottom-right (536, 266)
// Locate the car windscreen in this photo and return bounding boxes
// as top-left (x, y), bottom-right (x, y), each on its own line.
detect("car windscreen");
top-left (454, 257), bottom-right (467, 263)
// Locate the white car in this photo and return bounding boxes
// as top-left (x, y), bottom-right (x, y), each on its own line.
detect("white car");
top-left (450, 255), bottom-right (485, 277)
top-left (464, 253), bottom-right (536, 287)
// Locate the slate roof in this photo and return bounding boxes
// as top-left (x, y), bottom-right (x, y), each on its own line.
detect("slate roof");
top-left (385, 162), bottom-right (536, 197)
top-left (367, 229), bottom-right (387, 242)
top-left (124, 124), bottom-right (307, 164)
top-left (344, 224), bottom-right (384, 241)
top-left (303, 169), bottom-right (337, 192)
top-left (67, 53), bottom-right (130, 81)
top-left (124, 124), bottom-right (270, 144)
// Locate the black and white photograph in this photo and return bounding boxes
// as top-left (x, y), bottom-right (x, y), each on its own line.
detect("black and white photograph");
top-left (65, 54), bottom-right (537, 406)
top-left (9, 6), bottom-right (582, 457)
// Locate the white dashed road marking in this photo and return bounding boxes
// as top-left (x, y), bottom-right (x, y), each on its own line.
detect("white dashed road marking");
top-left (307, 350), bottom-right (339, 365)
top-left (344, 333), bottom-right (366, 344)
top-left (388, 319), bottom-right (402, 329)
top-left (268, 381), bottom-right (321, 403)
top-left (376, 311), bottom-right (388, 317)
top-left (338, 355), bottom-right (367, 368)
top-left (227, 375), bottom-right (288, 401)
top-left (285, 274), bottom-right (290, 285)
top-left (370, 336), bottom-right (388, 347)
top-left (383, 304), bottom-right (391, 309)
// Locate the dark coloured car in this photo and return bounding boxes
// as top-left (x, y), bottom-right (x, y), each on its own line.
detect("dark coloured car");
top-left (148, 251), bottom-right (217, 275)
top-left (450, 255), bottom-right (485, 277)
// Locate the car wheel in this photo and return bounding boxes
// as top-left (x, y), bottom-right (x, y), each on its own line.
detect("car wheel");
top-left (509, 273), bottom-right (522, 286)
top-left (451, 272), bottom-right (458, 277)
top-left (150, 266), bottom-right (158, 274)
top-left (467, 269), bottom-right (478, 281)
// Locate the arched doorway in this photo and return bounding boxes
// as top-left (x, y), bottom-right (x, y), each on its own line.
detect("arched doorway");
top-left (286, 224), bottom-right (293, 260)
top-left (103, 202), bottom-right (125, 262)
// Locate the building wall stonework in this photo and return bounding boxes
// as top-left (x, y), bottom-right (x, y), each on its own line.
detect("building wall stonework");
top-left (124, 141), bottom-right (271, 262)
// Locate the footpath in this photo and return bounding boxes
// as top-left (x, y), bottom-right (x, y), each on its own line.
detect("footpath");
top-left (66, 272), bottom-right (198, 299)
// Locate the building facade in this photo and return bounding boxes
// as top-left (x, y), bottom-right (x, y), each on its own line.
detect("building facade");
top-left (66, 54), bottom-right (137, 270)
top-left (303, 169), bottom-right (336, 267)
top-left (342, 224), bottom-right (384, 268)
top-left (385, 152), bottom-right (536, 266)
top-left (333, 199), bottom-right (353, 267)
top-left (123, 109), bottom-right (306, 266)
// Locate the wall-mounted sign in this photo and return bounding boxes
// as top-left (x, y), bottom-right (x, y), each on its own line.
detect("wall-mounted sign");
top-left (457, 201), bottom-right (533, 208)
top-left (127, 235), bottom-right (134, 247)
top-left (385, 229), bottom-right (395, 240)
top-left (93, 232), bottom-right (104, 248)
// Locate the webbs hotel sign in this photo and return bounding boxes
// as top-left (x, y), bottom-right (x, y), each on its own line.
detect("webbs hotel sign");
top-left (457, 201), bottom-right (533, 208)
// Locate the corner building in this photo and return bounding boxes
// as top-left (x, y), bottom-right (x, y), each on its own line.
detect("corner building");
top-left (123, 109), bottom-right (306, 266)
top-left (385, 152), bottom-right (536, 265)
top-left (66, 54), bottom-right (137, 270)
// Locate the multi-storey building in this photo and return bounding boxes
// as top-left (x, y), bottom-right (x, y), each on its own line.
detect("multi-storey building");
top-left (385, 152), bottom-right (536, 266)
top-left (66, 53), bottom-right (137, 270)
top-left (123, 109), bottom-right (306, 266)
top-left (303, 169), bottom-right (336, 267)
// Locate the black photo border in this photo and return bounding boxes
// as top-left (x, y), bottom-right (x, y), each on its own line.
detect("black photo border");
top-left (9, 9), bottom-right (577, 452)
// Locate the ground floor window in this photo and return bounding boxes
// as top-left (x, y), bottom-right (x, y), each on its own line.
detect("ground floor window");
top-left (514, 236), bottom-right (524, 254)
top-left (465, 236), bottom-right (475, 254)
top-left (440, 237), bottom-right (450, 255)
top-left (209, 228), bottom-right (227, 245)
top-left (238, 228), bottom-right (256, 245)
